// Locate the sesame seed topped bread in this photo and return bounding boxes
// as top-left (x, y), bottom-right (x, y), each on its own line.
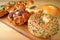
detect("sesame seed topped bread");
top-left (28, 13), bottom-right (59, 38)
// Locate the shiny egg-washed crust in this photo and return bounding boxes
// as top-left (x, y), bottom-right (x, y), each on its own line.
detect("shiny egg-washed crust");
top-left (28, 13), bottom-right (59, 38)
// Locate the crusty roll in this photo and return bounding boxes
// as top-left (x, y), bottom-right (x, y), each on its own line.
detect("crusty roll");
top-left (8, 9), bottom-right (30, 25)
top-left (42, 4), bottom-right (60, 17)
top-left (0, 5), bottom-right (8, 17)
top-left (15, 1), bottom-right (26, 10)
top-left (28, 13), bottom-right (59, 38)
top-left (0, 10), bottom-right (8, 17)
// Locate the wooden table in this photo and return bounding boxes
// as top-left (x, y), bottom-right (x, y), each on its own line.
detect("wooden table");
top-left (0, 22), bottom-right (30, 40)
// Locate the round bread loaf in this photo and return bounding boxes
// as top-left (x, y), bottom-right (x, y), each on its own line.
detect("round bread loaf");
top-left (42, 4), bottom-right (60, 17)
top-left (28, 13), bottom-right (59, 38)
top-left (8, 9), bottom-right (30, 25)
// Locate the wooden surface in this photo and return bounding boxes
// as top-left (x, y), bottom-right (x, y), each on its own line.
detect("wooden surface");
top-left (0, 0), bottom-right (60, 40)
top-left (0, 21), bottom-right (30, 40)
top-left (0, 17), bottom-right (51, 40)
top-left (0, 16), bottom-right (60, 40)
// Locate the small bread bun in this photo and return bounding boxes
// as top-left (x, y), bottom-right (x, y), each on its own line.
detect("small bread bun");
top-left (6, 4), bottom-right (15, 12)
top-left (28, 13), bottom-right (59, 38)
top-left (15, 1), bottom-right (26, 10)
top-left (8, 9), bottom-right (30, 25)
top-left (0, 10), bottom-right (8, 17)
top-left (25, 0), bottom-right (41, 13)
top-left (26, 4), bottom-right (42, 14)
top-left (42, 4), bottom-right (60, 17)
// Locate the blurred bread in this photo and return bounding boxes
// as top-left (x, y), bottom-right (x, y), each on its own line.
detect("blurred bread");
top-left (15, 1), bottom-right (26, 10)
top-left (42, 4), bottom-right (60, 17)
top-left (0, 5), bottom-right (8, 17)
top-left (25, 0), bottom-right (43, 15)
top-left (8, 10), bottom-right (30, 25)
top-left (6, 4), bottom-right (15, 13)
top-left (26, 4), bottom-right (42, 14)
top-left (28, 13), bottom-right (59, 38)
top-left (0, 10), bottom-right (8, 17)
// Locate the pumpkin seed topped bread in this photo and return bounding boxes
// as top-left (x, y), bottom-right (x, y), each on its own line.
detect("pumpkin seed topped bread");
top-left (28, 13), bottom-right (59, 38)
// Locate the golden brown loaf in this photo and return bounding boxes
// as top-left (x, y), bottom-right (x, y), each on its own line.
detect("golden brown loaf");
top-left (42, 4), bottom-right (60, 17)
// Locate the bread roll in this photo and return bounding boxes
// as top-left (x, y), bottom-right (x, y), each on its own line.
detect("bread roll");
top-left (0, 10), bottom-right (8, 17)
top-left (42, 4), bottom-right (60, 17)
top-left (28, 13), bottom-right (59, 38)
top-left (8, 9), bottom-right (30, 25)
top-left (15, 1), bottom-right (26, 10)
top-left (0, 5), bottom-right (8, 17)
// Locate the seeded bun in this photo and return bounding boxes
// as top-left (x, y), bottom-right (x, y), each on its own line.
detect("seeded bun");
top-left (42, 4), bottom-right (60, 17)
top-left (28, 13), bottom-right (59, 38)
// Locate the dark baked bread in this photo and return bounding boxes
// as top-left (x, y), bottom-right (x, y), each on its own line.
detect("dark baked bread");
top-left (0, 5), bottom-right (8, 17)
top-left (8, 9), bottom-right (30, 25)
top-left (28, 13), bottom-right (59, 38)
top-left (8, 1), bottom-right (16, 5)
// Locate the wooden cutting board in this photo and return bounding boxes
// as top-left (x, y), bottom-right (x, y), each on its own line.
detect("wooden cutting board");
top-left (0, 21), bottom-right (30, 40)
top-left (0, 0), bottom-right (60, 40)
top-left (0, 16), bottom-right (51, 40)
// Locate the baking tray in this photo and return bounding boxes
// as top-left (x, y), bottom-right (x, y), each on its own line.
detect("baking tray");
top-left (0, 0), bottom-right (60, 40)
